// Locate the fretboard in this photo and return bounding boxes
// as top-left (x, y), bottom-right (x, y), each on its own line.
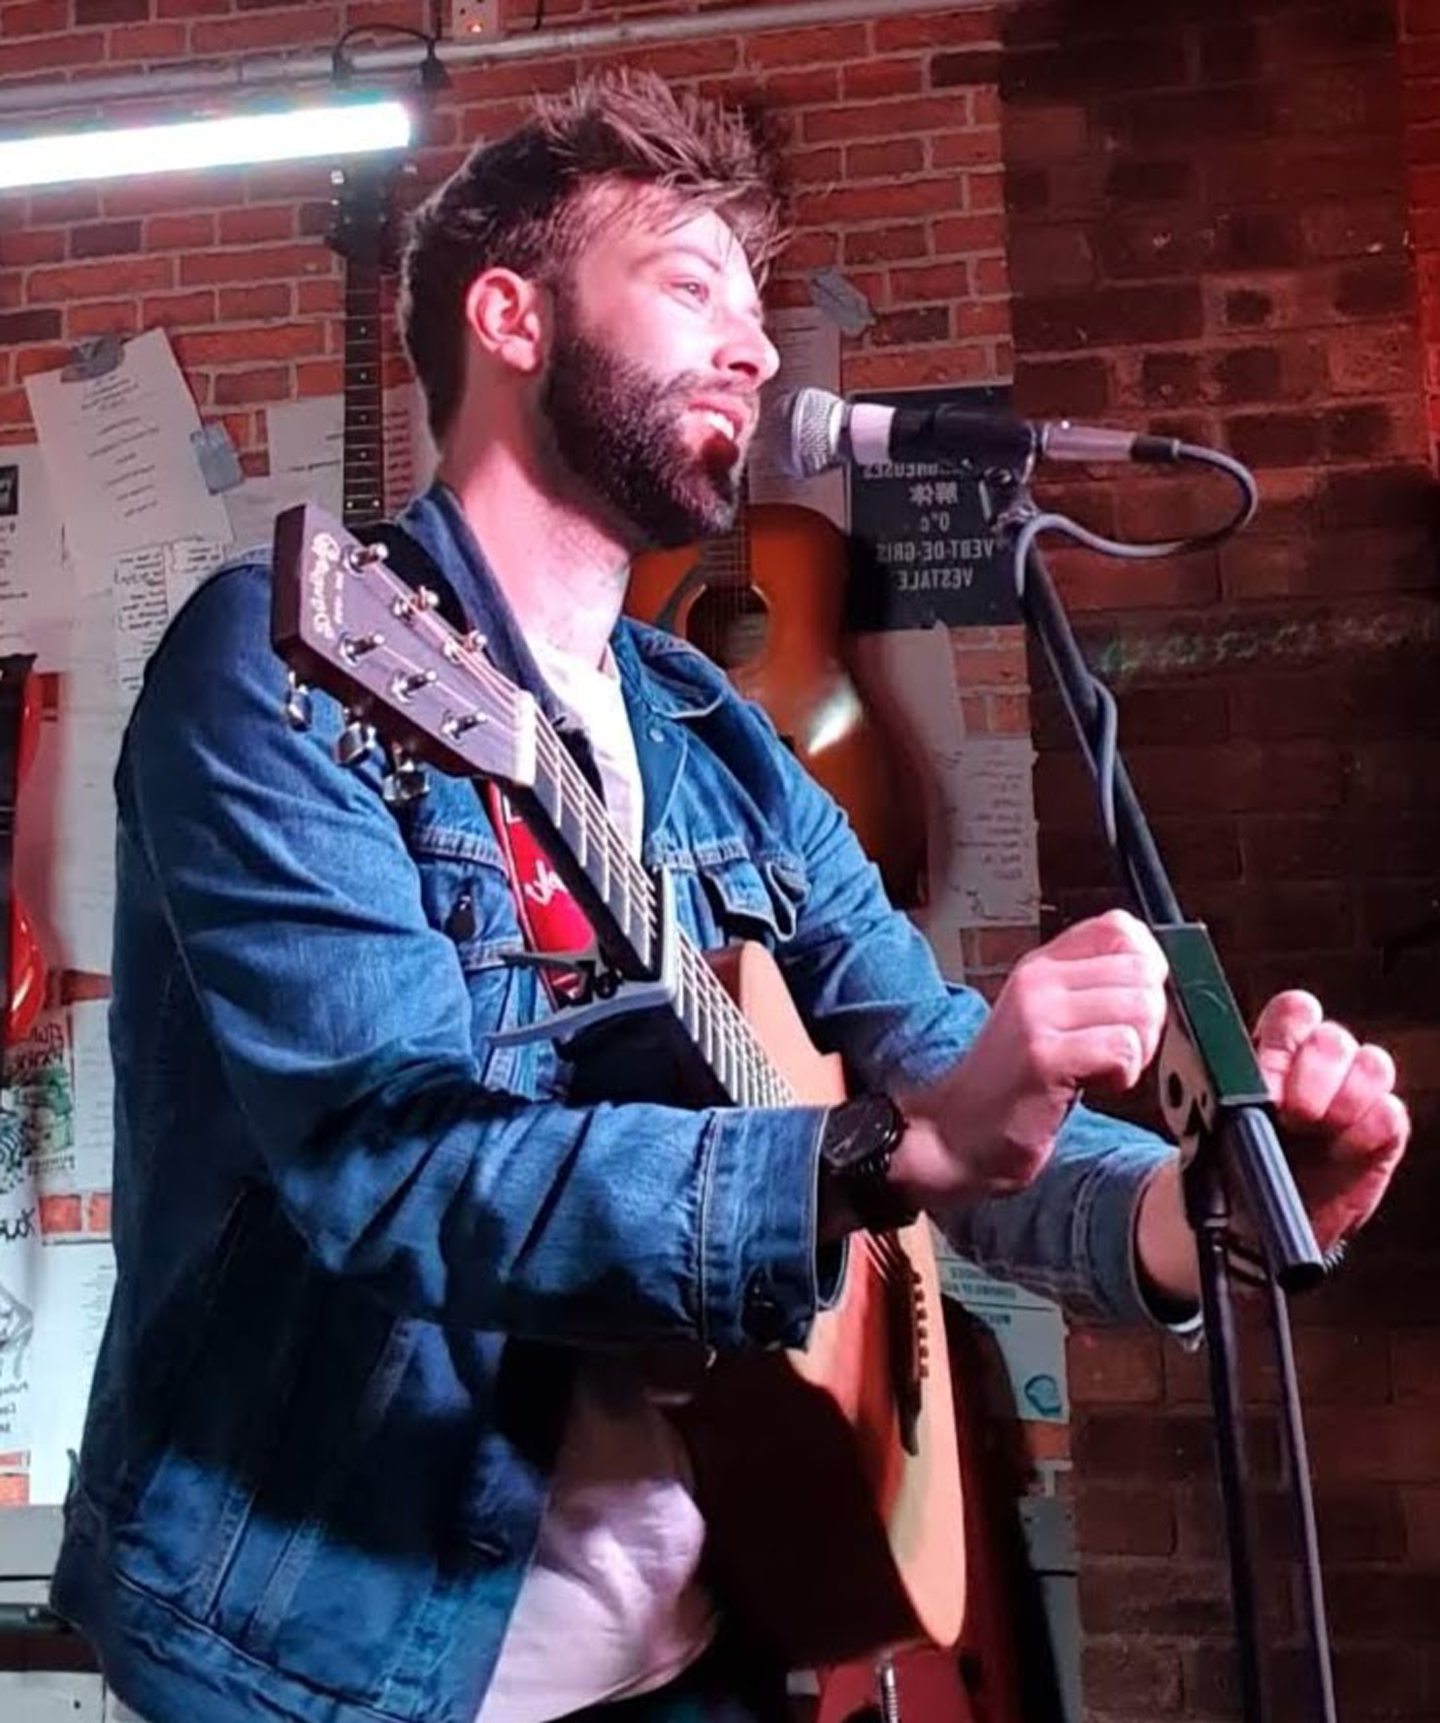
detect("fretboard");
top-left (342, 262), bottom-right (384, 529)
top-left (523, 717), bottom-right (792, 1111)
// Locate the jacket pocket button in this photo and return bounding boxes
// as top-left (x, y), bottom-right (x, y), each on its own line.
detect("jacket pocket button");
top-left (742, 1270), bottom-right (787, 1347)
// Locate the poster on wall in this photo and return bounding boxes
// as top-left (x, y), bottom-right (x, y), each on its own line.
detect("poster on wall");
top-left (0, 1003), bottom-right (114, 1508)
top-left (846, 384), bottom-right (1020, 632)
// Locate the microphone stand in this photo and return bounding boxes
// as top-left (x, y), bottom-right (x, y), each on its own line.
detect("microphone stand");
top-left (975, 470), bottom-right (1337, 1723)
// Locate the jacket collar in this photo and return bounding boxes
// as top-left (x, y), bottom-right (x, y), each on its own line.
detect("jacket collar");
top-left (397, 481), bottom-right (725, 725)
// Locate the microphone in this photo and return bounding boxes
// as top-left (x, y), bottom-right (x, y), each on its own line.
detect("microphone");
top-left (774, 386), bottom-right (1184, 479)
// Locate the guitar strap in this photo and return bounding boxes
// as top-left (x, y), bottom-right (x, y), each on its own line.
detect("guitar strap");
top-left (351, 522), bottom-right (598, 1005)
top-left (0, 654), bottom-right (34, 1057)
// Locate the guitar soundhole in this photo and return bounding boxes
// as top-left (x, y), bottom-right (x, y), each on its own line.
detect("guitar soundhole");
top-left (689, 586), bottom-right (769, 670)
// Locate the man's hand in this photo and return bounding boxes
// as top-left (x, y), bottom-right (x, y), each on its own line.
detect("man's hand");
top-left (893, 908), bottom-right (1170, 1207)
top-left (1251, 990), bottom-right (1409, 1255)
top-left (1136, 990), bottom-right (1410, 1306)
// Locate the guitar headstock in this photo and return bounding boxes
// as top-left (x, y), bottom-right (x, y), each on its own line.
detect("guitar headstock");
top-left (270, 504), bottom-right (539, 795)
top-left (326, 153), bottom-right (409, 273)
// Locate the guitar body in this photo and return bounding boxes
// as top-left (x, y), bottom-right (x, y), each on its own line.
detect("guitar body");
top-left (676, 941), bottom-right (966, 1669)
top-left (627, 505), bottom-right (925, 911)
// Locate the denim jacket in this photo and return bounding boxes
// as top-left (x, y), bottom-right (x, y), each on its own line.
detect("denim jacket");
top-left (52, 484), bottom-right (1174, 1723)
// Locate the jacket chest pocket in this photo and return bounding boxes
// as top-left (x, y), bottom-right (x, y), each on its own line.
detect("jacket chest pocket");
top-left (403, 815), bottom-right (558, 1097)
top-left (685, 847), bottom-right (807, 950)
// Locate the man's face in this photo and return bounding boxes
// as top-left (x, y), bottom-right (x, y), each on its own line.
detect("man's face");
top-left (536, 197), bottom-right (780, 551)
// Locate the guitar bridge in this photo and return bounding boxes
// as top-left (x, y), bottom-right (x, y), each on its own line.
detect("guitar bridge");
top-left (877, 1231), bottom-right (928, 1457)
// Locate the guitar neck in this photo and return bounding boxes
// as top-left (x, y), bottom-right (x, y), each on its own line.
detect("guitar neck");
top-left (517, 718), bottom-right (791, 1111)
top-left (342, 258), bottom-right (385, 529)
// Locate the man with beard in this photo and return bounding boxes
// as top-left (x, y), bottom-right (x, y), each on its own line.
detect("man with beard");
top-left (54, 69), bottom-right (1407, 1723)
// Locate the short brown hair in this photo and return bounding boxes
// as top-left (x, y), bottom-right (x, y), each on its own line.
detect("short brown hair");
top-left (399, 68), bottom-right (787, 443)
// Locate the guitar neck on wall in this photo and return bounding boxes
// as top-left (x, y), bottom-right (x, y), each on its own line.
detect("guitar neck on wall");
top-left (328, 155), bottom-right (403, 532)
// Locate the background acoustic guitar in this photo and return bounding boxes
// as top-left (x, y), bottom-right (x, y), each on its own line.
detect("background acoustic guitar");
top-left (627, 499), bottom-right (927, 911)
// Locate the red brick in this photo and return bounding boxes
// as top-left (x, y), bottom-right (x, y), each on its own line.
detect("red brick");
top-left (841, 57), bottom-right (924, 101)
top-left (0, 29), bottom-right (103, 75)
top-left (1, 0), bottom-right (66, 35)
top-left (1401, 1486), bottom-right (1440, 1560)
top-left (76, 0), bottom-right (145, 18)
top-left (743, 23), bottom-right (867, 70)
top-left (213, 366), bottom-right (292, 406)
top-left (109, 22), bottom-right (188, 60)
top-left (866, 306), bottom-right (950, 348)
top-left (845, 139), bottom-right (925, 181)
top-left (1080, 1556), bottom-right (1271, 1636)
top-left (795, 179), bottom-right (962, 227)
top-left (776, 231), bottom-right (838, 272)
top-left (1081, 1642), bottom-right (1182, 1712)
top-left (803, 96), bottom-right (969, 145)
top-left (0, 229), bottom-right (63, 266)
top-left (784, 148), bottom-right (842, 188)
top-left (13, 343), bottom-right (69, 382)
top-left (145, 213), bottom-right (217, 251)
top-left (142, 289), bottom-right (217, 327)
top-left (192, 6), bottom-right (339, 56)
top-left (219, 206), bottom-right (298, 246)
top-left (930, 213), bottom-right (1009, 254)
top-left (843, 342), bottom-right (997, 392)
top-left (295, 359), bottom-right (343, 396)
top-left (874, 13), bottom-right (1002, 53)
top-left (1012, 283), bottom-right (1204, 349)
top-left (842, 225), bottom-right (929, 266)
top-left (932, 130), bottom-right (1004, 169)
top-left (27, 257), bottom-right (173, 302)
top-left (173, 324), bottom-right (326, 369)
top-left (70, 220), bottom-right (144, 261)
top-left (1309, 1406), bottom-right (1440, 1483)
top-left (1325, 1567), bottom-right (1440, 1639)
top-left (0, 309), bottom-right (60, 346)
top-left (932, 50), bottom-right (1004, 89)
top-left (180, 245), bottom-right (332, 287)
top-left (67, 301), bottom-right (141, 339)
top-left (1068, 1328), bottom-right (1164, 1403)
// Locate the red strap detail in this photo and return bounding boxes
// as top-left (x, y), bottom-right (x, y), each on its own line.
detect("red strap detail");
top-left (483, 782), bottom-right (595, 1005)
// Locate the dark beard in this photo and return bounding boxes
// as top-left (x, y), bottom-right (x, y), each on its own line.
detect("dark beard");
top-left (538, 320), bottom-right (744, 551)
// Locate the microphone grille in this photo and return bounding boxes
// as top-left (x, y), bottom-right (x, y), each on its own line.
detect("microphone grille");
top-left (779, 387), bottom-right (844, 480)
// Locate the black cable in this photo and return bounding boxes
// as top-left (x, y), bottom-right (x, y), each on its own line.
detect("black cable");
top-left (1008, 442), bottom-right (1260, 857)
top-left (331, 23), bottom-right (448, 92)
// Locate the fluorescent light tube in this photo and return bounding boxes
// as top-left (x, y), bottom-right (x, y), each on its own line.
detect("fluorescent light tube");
top-left (0, 97), bottom-right (412, 190)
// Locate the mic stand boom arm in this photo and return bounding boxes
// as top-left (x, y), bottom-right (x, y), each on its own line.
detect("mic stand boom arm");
top-left (977, 471), bottom-right (1336, 1723)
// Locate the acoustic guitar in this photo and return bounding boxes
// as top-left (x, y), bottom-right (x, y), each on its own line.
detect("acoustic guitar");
top-left (271, 503), bottom-right (966, 1669)
top-left (628, 500), bottom-right (926, 912)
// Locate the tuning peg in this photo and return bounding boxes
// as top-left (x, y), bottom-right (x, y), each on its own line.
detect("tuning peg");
top-left (382, 750), bottom-right (429, 806)
top-left (391, 669), bottom-right (437, 702)
top-left (340, 631), bottom-right (386, 664)
top-left (345, 541), bottom-right (390, 573)
top-left (284, 672), bottom-right (313, 731)
top-left (390, 586), bottom-right (439, 622)
top-left (335, 712), bottom-right (376, 768)
top-left (440, 711), bottom-right (487, 741)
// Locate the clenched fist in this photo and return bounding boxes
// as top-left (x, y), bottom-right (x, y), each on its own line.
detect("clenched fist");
top-left (894, 909), bottom-right (1170, 1207)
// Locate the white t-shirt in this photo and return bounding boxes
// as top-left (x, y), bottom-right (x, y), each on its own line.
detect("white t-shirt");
top-left (477, 638), bottom-right (716, 1723)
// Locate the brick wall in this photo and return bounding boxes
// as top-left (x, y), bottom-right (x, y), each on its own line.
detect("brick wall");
top-left (0, 1), bottom-right (1436, 1719)
top-left (1006, 2), bottom-right (1440, 1717)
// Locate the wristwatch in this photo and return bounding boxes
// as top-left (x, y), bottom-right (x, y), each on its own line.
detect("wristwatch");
top-left (818, 1093), bottom-right (919, 1234)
